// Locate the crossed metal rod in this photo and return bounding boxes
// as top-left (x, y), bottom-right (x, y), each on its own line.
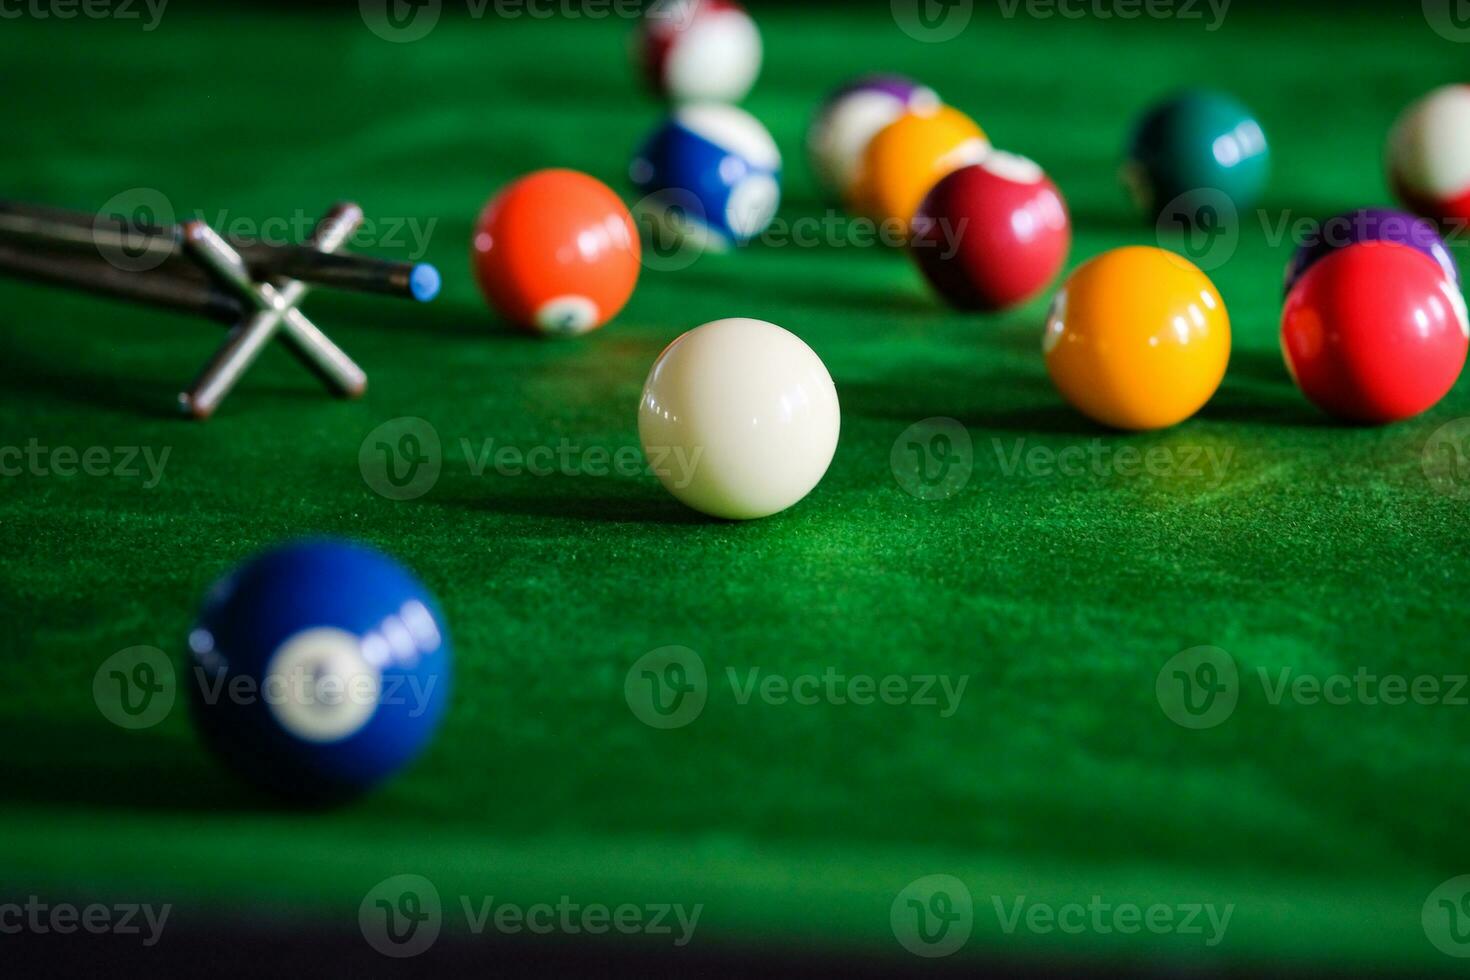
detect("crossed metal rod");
top-left (181, 206), bottom-right (366, 418)
top-left (0, 200), bottom-right (442, 419)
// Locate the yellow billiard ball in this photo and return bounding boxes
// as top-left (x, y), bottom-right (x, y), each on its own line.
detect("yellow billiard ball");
top-left (1043, 246), bottom-right (1230, 430)
top-left (848, 104), bottom-right (989, 231)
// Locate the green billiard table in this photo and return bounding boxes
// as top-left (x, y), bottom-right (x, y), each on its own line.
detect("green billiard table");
top-left (3, 1), bottom-right (1469, 973)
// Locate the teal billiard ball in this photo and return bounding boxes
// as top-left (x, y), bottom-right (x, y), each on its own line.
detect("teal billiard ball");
top-left (1123, 90), bottom-right (1269, 221)
top-left (187, 540), bottom-right (451, 803)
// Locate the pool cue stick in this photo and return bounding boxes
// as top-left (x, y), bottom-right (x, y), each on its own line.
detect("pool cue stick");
top-left (181, 206), bottom-right (365, 419)
top-left (0, 202), bottom-right (376, 394)
top-left (0, 202), bottom-right (176, 266)
top-left (0, 240), bottom-right (245, 323)
top-left (0, 201), bottom-right (439, 302)
top-left (243, 248), bottom-right (441, 302)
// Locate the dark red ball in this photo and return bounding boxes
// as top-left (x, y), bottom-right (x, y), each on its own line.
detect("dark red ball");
top-left (910, 153), bottom-right (1070, 311)
top-left (1281, 242), bottom-right (1469, 424)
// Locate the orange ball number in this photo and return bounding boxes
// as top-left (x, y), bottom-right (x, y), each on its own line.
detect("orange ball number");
top-left (471, 169), bottom-right (641, 337)
top-left (1043, 246), bottom-right (1230, 430)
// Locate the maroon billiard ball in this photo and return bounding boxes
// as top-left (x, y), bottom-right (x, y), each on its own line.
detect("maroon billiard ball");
top-left (1281, 242), bottom-right (1469, 424)
top-left (910, 152), bottom-right (1070, 312)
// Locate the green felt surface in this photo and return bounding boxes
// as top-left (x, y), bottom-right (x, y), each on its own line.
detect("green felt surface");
top-left (2, 1), bottom-right (1470, 970)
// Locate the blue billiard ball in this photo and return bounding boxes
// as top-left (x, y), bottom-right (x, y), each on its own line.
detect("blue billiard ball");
top-left (630, 103), bottom-right (781, 251)
top-left (1123, 89), bottom-right (1269, 222)
top-left (187, 540), bottom-right (451, 802)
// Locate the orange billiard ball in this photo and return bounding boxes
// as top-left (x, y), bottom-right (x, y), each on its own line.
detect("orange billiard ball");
top-left (1043, 246), bottom-right (1230, 430)
top-left (472, 169), bottom-right (641, 337)
top-left (848, 104), bottom-right (989, 232)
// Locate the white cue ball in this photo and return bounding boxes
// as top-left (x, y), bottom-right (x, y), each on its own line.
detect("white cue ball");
top-left (1387, 84), bottom-right (1470, 219)
top-left (638, 318), bottom-right (841, 520)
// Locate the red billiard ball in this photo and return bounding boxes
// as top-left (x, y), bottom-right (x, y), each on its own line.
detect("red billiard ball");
top-left (1281, 242), bottom-right (1469, 424)
top-left (472, 169), bottom-right (641, 337)
top-left (910, 152), bottom-right (1070, 311)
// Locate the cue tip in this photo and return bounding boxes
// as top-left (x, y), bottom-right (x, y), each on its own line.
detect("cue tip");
top-left (410, 263), bottom-right (441, 303)
top-left (177, 391), bottom-right (215, 420)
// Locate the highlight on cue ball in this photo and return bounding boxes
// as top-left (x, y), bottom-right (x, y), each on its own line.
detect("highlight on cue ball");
top-left (638, 318), bottom-right (841, 521)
